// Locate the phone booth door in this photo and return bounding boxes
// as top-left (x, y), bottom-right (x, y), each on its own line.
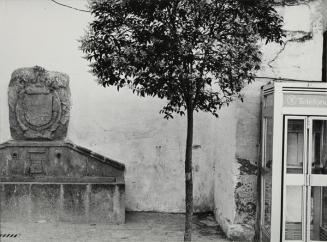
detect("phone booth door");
top-left (283, 116), bottom-right (327, 242)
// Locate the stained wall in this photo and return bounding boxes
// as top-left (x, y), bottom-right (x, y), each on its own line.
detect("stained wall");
top-left (213, 0), bottom-right (326, 240)
top-left (0, 0), bottom-right (325, 234)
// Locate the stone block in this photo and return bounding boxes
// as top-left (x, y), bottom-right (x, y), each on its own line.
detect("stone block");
top-left (0, 182), bottom-right (125, 224)
top-left (30, 184), bottom-right (61, 221)
top-left (89, 184), bottom-right (125, 223)
top-left (61, 184), bottom-right (87, 222)
top-left (0, 184), bottom-right (32, 221)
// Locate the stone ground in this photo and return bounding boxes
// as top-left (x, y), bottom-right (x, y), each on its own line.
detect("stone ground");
top-left (0, 212), bottom-right (231, 242)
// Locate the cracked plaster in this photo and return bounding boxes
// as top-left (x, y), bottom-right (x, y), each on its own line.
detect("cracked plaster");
top-left (258, 0), bottom-right (324, 81)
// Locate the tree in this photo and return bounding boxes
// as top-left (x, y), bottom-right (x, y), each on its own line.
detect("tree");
top-left (80, 0), bottom-right (284, 241)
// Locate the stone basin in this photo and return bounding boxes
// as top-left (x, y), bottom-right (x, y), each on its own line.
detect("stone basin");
top-left (0, 140), bottom-right (125, 224)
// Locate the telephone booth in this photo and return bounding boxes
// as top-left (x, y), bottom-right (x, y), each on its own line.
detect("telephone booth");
top-left (260, 81), bottom-right (327, 242)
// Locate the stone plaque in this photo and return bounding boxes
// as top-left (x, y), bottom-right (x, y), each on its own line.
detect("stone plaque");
top-left (8, 66), bottom-right (70, 140)
top-left (30, 160), bottom-right (43, 174)
top-left (29, 151), bottom-right (47, 174)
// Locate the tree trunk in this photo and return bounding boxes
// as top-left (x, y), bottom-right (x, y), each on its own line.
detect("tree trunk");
top-left (184, 107), bottom-right (193, 242)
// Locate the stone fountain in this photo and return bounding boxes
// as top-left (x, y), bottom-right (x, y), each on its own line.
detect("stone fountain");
top-left (0, 66), bottom-right (125, 223)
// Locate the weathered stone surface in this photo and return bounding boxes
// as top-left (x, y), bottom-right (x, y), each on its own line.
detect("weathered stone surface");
top-left (0, 140), bottom-right (124, 179)
top-left (0, 183), bottom-right (125, 224)
top-left (0, 184), bottom-right (32, 221)
top-left (62, 184), bottom-right (87, 222)
top-left (234, 175), bottom-right (257, 225)
top-left (8, 66), bottom-right (70, 140)
top-left (30, 184), bottom-right (61, 221)
top-left (89, 184), bottom-right (125, 223)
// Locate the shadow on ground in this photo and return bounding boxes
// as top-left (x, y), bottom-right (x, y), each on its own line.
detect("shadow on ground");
top-left (193, 212), bottom-right (227, 238)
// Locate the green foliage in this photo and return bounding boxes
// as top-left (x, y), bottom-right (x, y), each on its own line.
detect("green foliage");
top-left (81, 0), bottom-right (284, 118)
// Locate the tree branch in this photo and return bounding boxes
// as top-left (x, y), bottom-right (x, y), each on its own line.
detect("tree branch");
top-left (49, 0), bottom-right (90, 13)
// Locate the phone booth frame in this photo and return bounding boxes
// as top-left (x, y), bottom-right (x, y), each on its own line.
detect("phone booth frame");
top-left (260, 81), bottom-right (327, 242)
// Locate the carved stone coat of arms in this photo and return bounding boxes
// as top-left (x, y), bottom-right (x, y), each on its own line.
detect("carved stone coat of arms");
top-left (8, 66), bottom-right (70, 140)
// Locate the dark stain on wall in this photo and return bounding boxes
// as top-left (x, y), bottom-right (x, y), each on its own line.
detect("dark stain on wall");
top-left (237, 158), bottom-right (258, 175)
top-left (235, 193), bottom-right (256, 214)
top-left (236, 181), bottom-right (243, 189)
top-left (235, 158), bottom-right (258, 225)
top-left (287, 31), bottom-right (313, 42)
top-left (274, 0), bottom-right (315, 6)
top-left (234, 179), bottom-right (257, 225)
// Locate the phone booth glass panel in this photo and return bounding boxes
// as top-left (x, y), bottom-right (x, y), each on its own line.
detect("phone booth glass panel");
top-left (283, 117), bottom-right (306, 241)
top-left (309, 119), bottom-right (327, 241)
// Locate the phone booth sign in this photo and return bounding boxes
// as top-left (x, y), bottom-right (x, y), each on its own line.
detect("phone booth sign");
top-left (261, 81), bottom-right (327, 242)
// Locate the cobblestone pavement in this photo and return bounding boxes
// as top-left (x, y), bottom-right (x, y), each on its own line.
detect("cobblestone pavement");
top-left (0, 212), bottom-right (230, 242)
